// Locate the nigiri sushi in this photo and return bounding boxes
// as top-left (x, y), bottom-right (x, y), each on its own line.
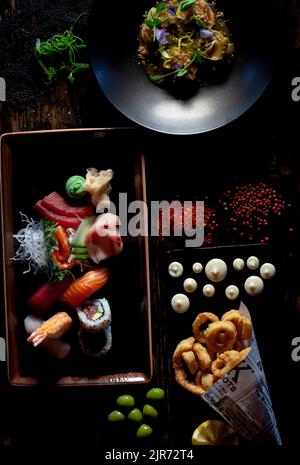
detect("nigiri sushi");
top-left (24, 314), bottom-right (71, 359)
top-left (60, 268), bottom-right (110, 308)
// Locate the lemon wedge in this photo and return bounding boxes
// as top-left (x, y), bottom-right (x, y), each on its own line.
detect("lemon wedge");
top-left (192, 420), bottom-right (239, 445)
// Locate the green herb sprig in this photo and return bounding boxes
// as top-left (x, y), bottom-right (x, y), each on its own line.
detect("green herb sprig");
top-left (42, 219), bottom-right (73, 282)
top-left (179, 0), bottom-right (196, 11)
top-left (150, 50), bottom-right (204, 81)
top-left (35, 13), bottom-right (89, 84)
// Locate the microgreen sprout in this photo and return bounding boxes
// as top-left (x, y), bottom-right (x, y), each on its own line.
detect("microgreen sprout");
top-left (35, 13), bottom-right (89, 84)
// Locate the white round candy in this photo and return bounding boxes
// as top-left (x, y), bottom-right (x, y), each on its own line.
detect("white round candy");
top-left (192, 262), bottom-right (203, 274)
top-left (168, 262), bottom-right (183, 278)
top-left (205, 259), bottom-right (227, 283)
top-left (233, 258), bottom-right (245, 271)
top-left (247, 256), bottom-right (259, 270)
top-left (183, 278), bottom-right (197, 293)
top-left (225, 285), bottom-right (240, 300)
top-left (244, 276), bottom-right (264, 296)
top-left (171, 294), bottom-right (190, 313)
top-left (203, 284), bottom-right (216, 297)
top-left (260, 263), bottom-right (276, 280)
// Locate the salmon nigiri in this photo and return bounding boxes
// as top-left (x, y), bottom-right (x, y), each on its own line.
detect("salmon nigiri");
top-left (60, 268), bottom-right (110, 308)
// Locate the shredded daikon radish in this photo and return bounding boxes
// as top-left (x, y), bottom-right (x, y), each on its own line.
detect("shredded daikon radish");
top-left (12, 212), bottom-right (48, 274)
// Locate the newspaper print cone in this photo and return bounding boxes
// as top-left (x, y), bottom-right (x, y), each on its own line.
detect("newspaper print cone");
top-left (203, 302), bottom-right (282, 444)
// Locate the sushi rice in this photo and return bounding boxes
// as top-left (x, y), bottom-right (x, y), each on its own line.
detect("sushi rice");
top-left (76, 298), bottom-right (111, 333)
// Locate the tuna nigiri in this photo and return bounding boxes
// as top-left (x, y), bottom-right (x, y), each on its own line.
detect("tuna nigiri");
top-left (26, 275), bottom-right (73, 314)
top-left (60, 268), bottom-right (110, 308)
top-left (85, 213), bottom-right (123, 264)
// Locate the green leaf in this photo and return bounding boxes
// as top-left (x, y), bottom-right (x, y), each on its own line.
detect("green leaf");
top-left (156, 3), bottom-right (166, 13)
top-left (176, 68), bottom-right (188, 77)
top-left (192, 16), bottom-right (205, 28)
top-left (194, 50), bottom-right (204, 66)
top-left (180, 0), bottom-right (196, 11)
top-left (145, 17), bottom-right (162, 28)
top-left (149, 74), bottom-right (164, 81)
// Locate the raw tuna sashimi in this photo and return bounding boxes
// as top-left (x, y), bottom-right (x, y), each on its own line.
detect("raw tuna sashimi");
top-left (85, 213), bottom-right (123, 264)
top-left (39, 191), bottom-right (94, 218)
top-left (34, 201), bottom-right (82, 229)
top-left (26, 276), bottom-right (73, 314)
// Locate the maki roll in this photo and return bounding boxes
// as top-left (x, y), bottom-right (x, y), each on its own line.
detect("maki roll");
top-left (78, 326), bottom-right (112, 358)
top-left (76, 298), bottom-right (111, 333)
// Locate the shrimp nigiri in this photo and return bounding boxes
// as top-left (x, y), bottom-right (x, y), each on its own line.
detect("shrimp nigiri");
top-left (27, 312), bottom-right (73, 347)
top-left (60, 268), bottom-right (110, 308)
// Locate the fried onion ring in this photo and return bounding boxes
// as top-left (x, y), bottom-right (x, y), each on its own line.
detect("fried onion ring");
top-left (239, 347), bottom-right (251, 362)
top-left (182, 350), bottom-right (199, 375)
top-left (237, 316), bottom-right (252, 341)
top-left (193, 342), bottom-right (213, 370)
top-left (173, 337), bottom-right (205, 396)
top-left (192, 312), bottom-right (219, 344)
top-left (205, 321), bottom-right (237, 353)
top-left (211, 350), bottom-right (241, 377)
top-left (222, 310), bottom-right (252, 342)
top-left (201, 372), bottom-right (219, 391)
top-left (195, 369), bottom-right (204, 387)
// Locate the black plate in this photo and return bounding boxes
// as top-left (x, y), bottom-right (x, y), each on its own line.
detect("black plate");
top-left (89, 0), bottom-right (277, 135)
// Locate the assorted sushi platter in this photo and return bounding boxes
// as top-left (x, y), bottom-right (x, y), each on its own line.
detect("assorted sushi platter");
top-left (0, 129), bottom-right (152, 386)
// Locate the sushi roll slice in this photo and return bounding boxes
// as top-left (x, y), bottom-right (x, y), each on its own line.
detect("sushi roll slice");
top-left (78, 325), bottom-right (112, 358)
top-left (76, 298), bottom-right (111, 333)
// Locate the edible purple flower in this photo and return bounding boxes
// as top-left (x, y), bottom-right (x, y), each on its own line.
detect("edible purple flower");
top-left (167, 7), bottom-right (176, 17)
top-left (155, 28), bottom-right (169, 45)
top-left (172, 63), bottom-right (183, 70)
top-left (199, 28), bottom-right (213, 39)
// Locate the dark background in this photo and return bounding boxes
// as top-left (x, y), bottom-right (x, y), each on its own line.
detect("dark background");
top-left (0, 0), bottom-right (300, 456)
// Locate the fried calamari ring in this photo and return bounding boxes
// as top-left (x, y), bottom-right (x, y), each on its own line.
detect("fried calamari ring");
top-left (205, 321), bottom-right (237, 353)
top-left (211, 350), bottom-right (241, 378)
top-left (201, 372), bottom-right (219, 391)
top-left (222, 310), bottom-right (252, 342)
top-left (192, 312), bottom-right (219, 344)
top-left (193, 342), bottom-right (213, 370)
top-left (221, 309), bottom-right (241, 327)
top-left (173, 337), bottom-right (205, 396)
top-left (237, 316), bottom-right (252, 341)
top-left (239, 347), bottom-right (251, 363)
top-left (182, 350), bottom-right (199, 375)
top-left (195, 369), bottom-right (204, 387)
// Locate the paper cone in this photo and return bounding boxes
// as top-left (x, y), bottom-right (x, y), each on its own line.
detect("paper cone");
top-left (203, 302), bottom-right (282, 445)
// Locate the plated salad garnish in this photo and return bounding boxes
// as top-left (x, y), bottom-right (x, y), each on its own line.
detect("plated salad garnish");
top-left (138, 0), bottom-right (234, 88)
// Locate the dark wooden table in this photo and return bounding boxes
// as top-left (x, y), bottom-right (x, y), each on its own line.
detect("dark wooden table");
top-left (1, 0), bottom-right (300, 454)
